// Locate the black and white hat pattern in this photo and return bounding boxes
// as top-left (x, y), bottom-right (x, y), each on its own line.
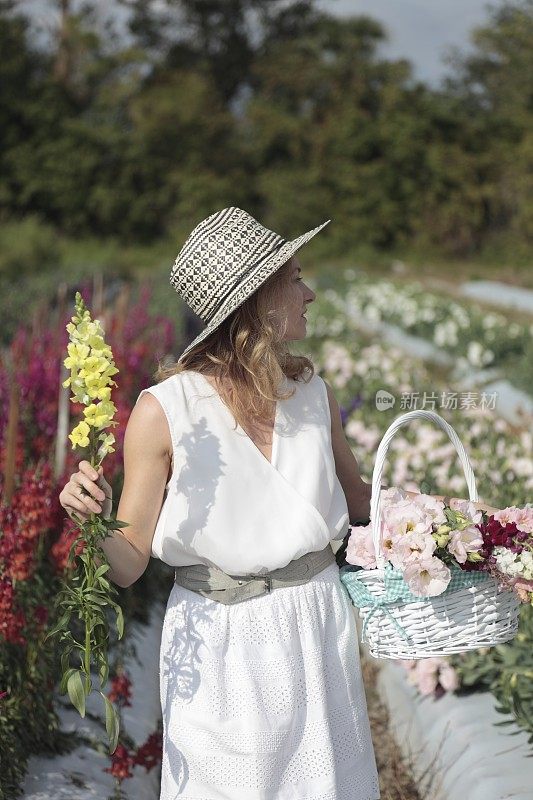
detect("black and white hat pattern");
top-left (170, 206), bottom-right (331, 362)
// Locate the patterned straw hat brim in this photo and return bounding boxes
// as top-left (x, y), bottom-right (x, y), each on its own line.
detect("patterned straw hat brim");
top-left (170, 207), bottom-right (331, 364)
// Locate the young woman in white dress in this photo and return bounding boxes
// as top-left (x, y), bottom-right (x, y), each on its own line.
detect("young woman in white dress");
top-left (59, 207), bottom-right (498, 799)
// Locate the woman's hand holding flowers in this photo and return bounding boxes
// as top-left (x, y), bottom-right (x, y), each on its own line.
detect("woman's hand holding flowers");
top-left (60, 461), bottom-right (113, 523)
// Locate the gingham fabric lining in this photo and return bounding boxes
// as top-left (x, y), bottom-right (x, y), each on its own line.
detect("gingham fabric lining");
top-left (339, 562), bottom-right (492, 641)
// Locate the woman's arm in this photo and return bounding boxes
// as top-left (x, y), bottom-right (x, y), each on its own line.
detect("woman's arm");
top-left (323, 380), bottom-right (380, 523)
top-left (102, 392), bottom-right (173, 586)
top-left (323, 380), bottom-right (499, 520)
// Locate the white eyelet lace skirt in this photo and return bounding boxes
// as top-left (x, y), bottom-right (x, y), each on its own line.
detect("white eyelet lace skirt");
top-left (158, 561), bottom-right (381, 800)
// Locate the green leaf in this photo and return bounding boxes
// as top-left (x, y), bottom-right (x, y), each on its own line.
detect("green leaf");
top-left (60, 648), bottom-right (73, 676)
top-left (84, 593), bottom-right (111, 606)
top-left (43, 610), bottom-right (72, 642)
top-left (100, 693), bottom-right (120, 754)
top-left (115, 605), bottom-right (124, 639)
top-left (67, 670), bottom-right (87, 718)
top-left (98, 657), bottom-right (109, 689)
top-left (59, 667), bottom-right (79, 695)
top-left (94, 563), bottom-right (111, 579)
top-left (101, 517), bottom-right (131, 532)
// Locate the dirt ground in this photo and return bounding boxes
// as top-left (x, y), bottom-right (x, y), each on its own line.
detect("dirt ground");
top-left (361, 654), bottom-right (424, 800)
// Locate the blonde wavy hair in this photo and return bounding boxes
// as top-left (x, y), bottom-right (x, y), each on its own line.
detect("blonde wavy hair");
top-left (154, 256), bottom-right (314, 431)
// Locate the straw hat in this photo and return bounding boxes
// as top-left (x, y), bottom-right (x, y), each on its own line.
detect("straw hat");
top-left (170, 206), bottom-right (330, 362)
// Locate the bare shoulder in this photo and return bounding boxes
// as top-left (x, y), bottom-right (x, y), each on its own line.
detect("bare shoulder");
top-left (126, 391), bottom-right (172, 459)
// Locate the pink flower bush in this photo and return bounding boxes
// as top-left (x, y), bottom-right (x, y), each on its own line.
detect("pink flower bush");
top-left (398, 657), bottom-right (460, 697)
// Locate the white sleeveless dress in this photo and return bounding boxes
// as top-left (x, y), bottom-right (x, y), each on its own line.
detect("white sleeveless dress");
top-left (135, 370), bottom-right (381, 800)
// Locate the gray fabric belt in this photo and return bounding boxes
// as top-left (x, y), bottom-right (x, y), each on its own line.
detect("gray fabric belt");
top-left (173, 544), bottom-right (336, 605)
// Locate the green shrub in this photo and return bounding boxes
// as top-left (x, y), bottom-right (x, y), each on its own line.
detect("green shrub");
top-left (0, 215), bottom-right (61, 278)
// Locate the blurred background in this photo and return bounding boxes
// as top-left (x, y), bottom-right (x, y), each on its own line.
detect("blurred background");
top-left (1, 2), bottom-right (532, 799)
top-left (2, 0), bottom-right (533, 345)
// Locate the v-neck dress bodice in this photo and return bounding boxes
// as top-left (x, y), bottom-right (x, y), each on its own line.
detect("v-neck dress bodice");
top-left (135, 369), bottom-right (350, 575)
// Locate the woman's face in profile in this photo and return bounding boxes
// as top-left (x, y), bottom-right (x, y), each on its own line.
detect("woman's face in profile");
top-left (280, 256), bottom-right (316, 341)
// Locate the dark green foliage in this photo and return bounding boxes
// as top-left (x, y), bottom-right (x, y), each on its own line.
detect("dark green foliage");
top-left (451, 605), bottom-right (533, 745)
top-left (0, 0), bottom-right (531, 257)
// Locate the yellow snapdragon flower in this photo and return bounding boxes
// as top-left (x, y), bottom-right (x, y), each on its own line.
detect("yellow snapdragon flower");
top-left (64, 292), bottom-right (120, 459)
top-left (83, 399), bottom-right (117, 430)
top-left (69, 421), bottom-right (91, 449)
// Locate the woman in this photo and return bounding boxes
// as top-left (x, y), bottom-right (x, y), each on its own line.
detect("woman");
top-left (59, 207), bottom-right (497, 799)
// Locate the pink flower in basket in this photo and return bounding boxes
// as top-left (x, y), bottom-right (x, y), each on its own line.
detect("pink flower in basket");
top-left (382, 499), bottom-right (435, 538)
top-left (346, 522), bottom-right (378, 570)
top-left (449, 497), bottom-right (482, 524)
top-left (411, 494), bottom-right (447, 526)
top-left (447, 525), bottom-right (484, 564)
top-left (403, 556), bottom-right (451, 597)
top-left (494, 506), bottom-right (533, 534)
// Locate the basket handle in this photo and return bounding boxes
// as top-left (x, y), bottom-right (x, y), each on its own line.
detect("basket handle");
top-left (369, 410), bottom-right (479, 570)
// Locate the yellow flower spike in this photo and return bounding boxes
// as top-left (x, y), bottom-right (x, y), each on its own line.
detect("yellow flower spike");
top-left (57, 290), bottom-right (130, 754)
top-left (96, 386), bottom-right (112, 401)
top-left (64, 342), bottom-right (91, 369)
top-left (68, 420), bottom-right (91, 449)
top-left (97, 432), bottom-right (116, 460)
top-left (65, 292), bottom-right (120, 439)
top-left (84, 398), bottom-right (117, 427)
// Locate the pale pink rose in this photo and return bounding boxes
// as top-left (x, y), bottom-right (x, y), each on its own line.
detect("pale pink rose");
top-left (404, 667), bottom-right (423, 689)
top-left (439, 664), bottom-right (459, 692)
top-left (403, 557), bottom-right (451, 597)
top-left (346, 523), bottom-right (378, 569)
top-left (412, 494), bottom-right (447, 526)
top-left (381, 499), bottom-right (434, 539)
top-left (449, 498), bottom-right (482, 524)
top-left (404, 657), bottom-right (459, 696)
top-left (447, 525), bottom-right (484, 564)
top-left (416, 657), bottom-right (439, 674)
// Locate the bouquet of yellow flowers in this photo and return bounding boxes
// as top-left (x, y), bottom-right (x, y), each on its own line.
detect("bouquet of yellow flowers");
top-left (45, 292), bottom-right (130, 754)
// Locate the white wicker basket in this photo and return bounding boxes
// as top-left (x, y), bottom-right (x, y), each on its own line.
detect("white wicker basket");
top-left (340, 410), bottom-right (520, 659)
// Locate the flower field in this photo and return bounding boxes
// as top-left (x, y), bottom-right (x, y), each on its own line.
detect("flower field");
top-left (0, 280), bottom-right (176, 798)
top-left (304, 270), bottom-right (533, 748)
top-left (313, 269), bottom-right (533, 398)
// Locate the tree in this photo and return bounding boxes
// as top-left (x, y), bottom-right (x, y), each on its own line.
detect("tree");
top-left (443, 0), bottom-right (533, 250)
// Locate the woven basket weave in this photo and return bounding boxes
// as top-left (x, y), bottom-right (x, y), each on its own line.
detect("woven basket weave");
top-left (339, 410), bottom-right (520, 659)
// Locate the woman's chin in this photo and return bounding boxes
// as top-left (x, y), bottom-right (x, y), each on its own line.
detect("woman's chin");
top-left (283, 322), bottom-right (308, 342)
